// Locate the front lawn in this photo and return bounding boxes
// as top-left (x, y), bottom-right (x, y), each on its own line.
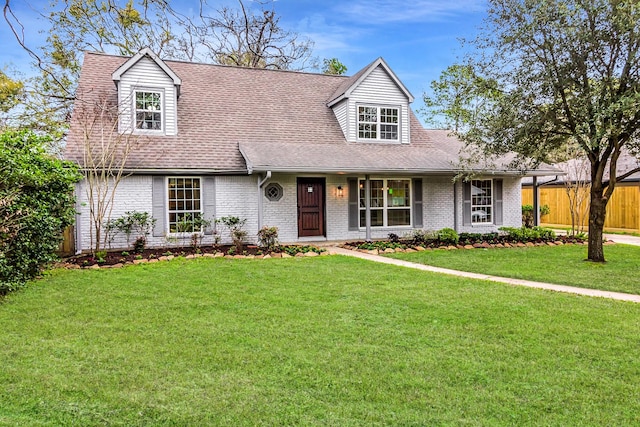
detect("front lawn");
top-left (1, 256), bottom-right (639, 425)
top-left (388, 243), bottom-right (640, 295)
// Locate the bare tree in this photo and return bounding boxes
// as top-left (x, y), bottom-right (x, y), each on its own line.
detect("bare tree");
top-left (74, 91), bottom-right (146, 254)
top-left (186, 0), bottom-right (315, 70)
top-left (562, 157), bottom-right (590, 237)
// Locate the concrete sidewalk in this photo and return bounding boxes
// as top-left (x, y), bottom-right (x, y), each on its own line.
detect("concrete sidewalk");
top-left (327, 246), bottom-right (640, 303)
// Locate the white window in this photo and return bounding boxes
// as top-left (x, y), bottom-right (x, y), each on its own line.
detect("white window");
top-left (471, 179), bottom-right (492, 224)
top-left (135, 90), bottom-right (163, 131)
top-left (359, 178), bottom-right (411, 227)
top-left (167, 177), bottom-right (202, 233)
top-left (358, 106), bottom-right (399, 141)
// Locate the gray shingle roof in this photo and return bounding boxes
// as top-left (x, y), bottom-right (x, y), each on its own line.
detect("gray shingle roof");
top-left (66, 51), bottom-right (558, 176)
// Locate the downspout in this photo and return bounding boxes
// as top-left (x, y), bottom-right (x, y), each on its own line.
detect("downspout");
top-left (257, 171), bottom-right (272, 230)
top-left (75, 183), bottom-right (83, 255)
top-left (365, 175), bottom-right (371, 242)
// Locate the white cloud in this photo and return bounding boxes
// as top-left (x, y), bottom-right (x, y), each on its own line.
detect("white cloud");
top-left (336, 0), bottom-right (485, 24)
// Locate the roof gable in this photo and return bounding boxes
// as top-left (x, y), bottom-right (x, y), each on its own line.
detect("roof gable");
top-left (111, 47), bottom-right (182, 88)
top-left (327, 57), bottom-right (414, 107)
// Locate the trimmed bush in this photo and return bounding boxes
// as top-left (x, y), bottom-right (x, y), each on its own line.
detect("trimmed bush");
top-left (499, 226), bottom-right (556, 242)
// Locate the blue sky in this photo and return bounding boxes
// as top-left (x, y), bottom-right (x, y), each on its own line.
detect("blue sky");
top-left (0, 0), bottom-right (487, 116)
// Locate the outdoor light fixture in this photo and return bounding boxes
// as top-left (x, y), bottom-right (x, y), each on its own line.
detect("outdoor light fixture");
top-left (337, 185), bottom-right (344, 198)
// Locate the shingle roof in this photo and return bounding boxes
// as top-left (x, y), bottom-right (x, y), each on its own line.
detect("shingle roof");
top-left (65, 51), bottom-right (557, 176)
top-left (522, 150), bottom-right (640, 185)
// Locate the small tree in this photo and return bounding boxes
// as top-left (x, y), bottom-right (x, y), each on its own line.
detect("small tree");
top-left (75, 92), bottom-right (147, 255)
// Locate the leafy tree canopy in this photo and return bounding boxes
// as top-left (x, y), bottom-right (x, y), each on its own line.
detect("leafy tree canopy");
top-left (442, 0), bottom-right (640, 262)
top-left (322, 58), bottom-right (348, 75)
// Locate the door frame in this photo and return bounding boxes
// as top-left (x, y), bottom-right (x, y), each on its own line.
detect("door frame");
top-left (296, 177), bottom-right (326, 238)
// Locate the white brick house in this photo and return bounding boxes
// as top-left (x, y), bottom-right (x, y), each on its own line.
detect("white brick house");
top-left (66, 48), bottom-right (557, 252)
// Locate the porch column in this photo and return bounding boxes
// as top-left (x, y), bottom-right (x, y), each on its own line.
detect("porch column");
top-left (533, 176), bottom-right (540, 226)
top-left (365, 174), bottom-right (371, 242)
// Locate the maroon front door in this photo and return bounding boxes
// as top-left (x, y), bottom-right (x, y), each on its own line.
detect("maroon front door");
top-left (297, 178), bottom-right (325, 237)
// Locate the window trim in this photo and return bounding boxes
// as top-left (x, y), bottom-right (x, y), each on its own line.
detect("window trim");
top-left (471, 179), bottom-right (493, 225)
top-left (166, 176), bottom-right (204, 235)
top-left (356, 104), bottom-right (400, 142)
top-left (133, 88), bottom-right (165, 134)
top-left (358, 178), bottom-right (412, 228)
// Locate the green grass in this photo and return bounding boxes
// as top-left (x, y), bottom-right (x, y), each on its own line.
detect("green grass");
top-left (388, 243), bottom-right (640, 295)
top-left (1, 256), bottom-right (640, 425)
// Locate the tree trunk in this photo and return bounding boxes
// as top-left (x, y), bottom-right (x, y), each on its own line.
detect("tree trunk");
top-left (587, 187), bottom-right (607, 262)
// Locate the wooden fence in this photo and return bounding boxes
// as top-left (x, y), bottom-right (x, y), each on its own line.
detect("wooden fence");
top-left (59, 226), bottom-right (75, 257)
top-left (522, 182), bottom-right (640, 232)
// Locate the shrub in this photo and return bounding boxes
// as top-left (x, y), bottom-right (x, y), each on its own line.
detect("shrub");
top-left (522, 204), bottom-right (551, 228)
top-left (217, 216), bottom-right (248, 253)
top-left (0, 130), bottom-right (82, 294)
top-left (403, 229), bottom-right (437, 246)
top-left (388, 233), bottom-right (400, 243)
top-left (175, 213), bottom-right (212, 249)
top-left (107, 210), bottom-right (156, 251)
top-left (499, 226), bottom-right (556, 242)
top-left (257, 226), bottom-right (279, 251)
top-left (437, 228), bottom-right (459, 245)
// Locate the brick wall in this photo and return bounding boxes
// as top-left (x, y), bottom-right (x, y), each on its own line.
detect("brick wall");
top-left (74, 173), bottom-right (524, 252)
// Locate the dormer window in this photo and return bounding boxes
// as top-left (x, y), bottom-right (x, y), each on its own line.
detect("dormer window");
top-left (358, 105), bottom-right (399, 141)
top-left (135, 90), bottom-right (163, 131)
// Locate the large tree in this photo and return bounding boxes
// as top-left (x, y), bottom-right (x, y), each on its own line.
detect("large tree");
top-left (451, 0), bottom-right (640, 262)
top-left (421, 64), bottom-right (498, 132)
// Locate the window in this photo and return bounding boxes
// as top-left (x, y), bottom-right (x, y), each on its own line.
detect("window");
top-left (358, 106), bottom-right (398, 141)
top-left (359, 178), bottom-right (411, 227)
top-left (167, 178), bottom-right (202, 233)
top-left (135, 91), bottom-right (163, 131)
top-left (471, 179), bottom-right (492, 224)
top-left (265, 183), bottom-right (283, 201)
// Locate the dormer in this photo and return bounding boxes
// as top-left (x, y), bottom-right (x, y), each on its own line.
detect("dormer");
top-left (112, 47), bottom-right (181, 136)
top-left (327, 58), bottom-right (414, 144)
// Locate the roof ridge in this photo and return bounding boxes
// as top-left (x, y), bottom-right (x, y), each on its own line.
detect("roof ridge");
top-left (83, 50), bottom-right (351, 79)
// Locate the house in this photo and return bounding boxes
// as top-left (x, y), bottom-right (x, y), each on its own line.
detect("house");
top-left (65, 48), bottom-right (558, 252)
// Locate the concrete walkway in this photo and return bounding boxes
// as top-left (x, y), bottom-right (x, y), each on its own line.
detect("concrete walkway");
top-left (603, 233), bottom-right (640, 246)
top-left (327, 246), bottom-right (640, 303)
top-left (553, 229), bottom-right (640, 246)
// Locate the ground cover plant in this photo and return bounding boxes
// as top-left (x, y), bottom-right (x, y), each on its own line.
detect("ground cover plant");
top-left (1, 256), bottom-right (640, 425)
top-left (387, 243), bottom-right (640, 295)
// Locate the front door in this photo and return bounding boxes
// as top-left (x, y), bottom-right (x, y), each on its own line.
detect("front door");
top-left (297, 178), bottom-right (325, 237)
